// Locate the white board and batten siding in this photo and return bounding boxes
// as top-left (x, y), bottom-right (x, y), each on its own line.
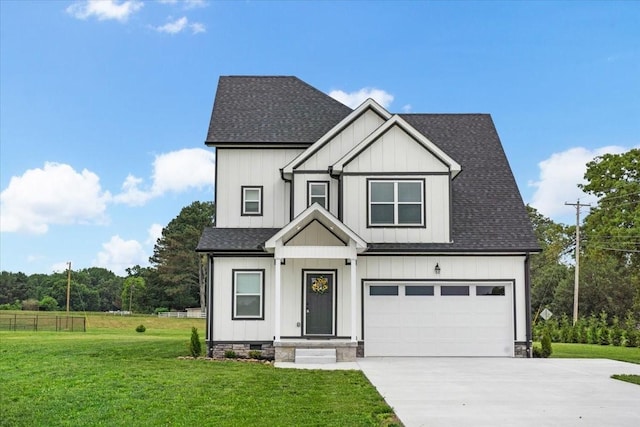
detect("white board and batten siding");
top-left (342, 174), bottom-right (450, 243)
top-left (212, 257), bottom-right (356, 341)
top-left (339, 125), bottom-right (452, 243)
top-left (294, 109), bottom-right (386, 172)
top-left (215, 149), bottom-right (302, 228)
top-left (291, 173), bottom-right (338, 218)
top-left (341, 125), bottom-right (451, 174)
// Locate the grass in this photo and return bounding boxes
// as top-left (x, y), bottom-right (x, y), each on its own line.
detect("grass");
top-left (0, 313), bottom-right (399, 427)
top-left (611, 374), bottom-right (640, 386)
top-left (550, 342), bottom-right (640, 364)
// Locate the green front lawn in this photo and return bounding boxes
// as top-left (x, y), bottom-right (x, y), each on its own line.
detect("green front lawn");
top-left (0, 316), bottom-right (399, 426)
top-left (550, 342), bottom-right (640, 364)
top-left (612, 374), bottom-right (640, 386)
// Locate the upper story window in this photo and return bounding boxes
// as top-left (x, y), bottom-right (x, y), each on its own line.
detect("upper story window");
top-left (368, 179), bottom-right (424, 227)
top-left (241, 186), bottom-right (262, 216)
top-left (307, 181), bottom-right (329, 209)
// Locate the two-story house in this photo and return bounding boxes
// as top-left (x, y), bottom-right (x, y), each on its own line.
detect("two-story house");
top-left (197, 76), bottom-right (539, 362)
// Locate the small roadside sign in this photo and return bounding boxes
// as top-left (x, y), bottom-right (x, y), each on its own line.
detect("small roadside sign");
top-left (540, 308), bottom-right (553, 320)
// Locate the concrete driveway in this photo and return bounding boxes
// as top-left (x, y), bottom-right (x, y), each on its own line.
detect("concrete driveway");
top-left (357, 357), bottom-right (640, 427)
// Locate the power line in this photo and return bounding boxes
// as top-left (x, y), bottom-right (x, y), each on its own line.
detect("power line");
top-left (589, 246), bottom-right (640, 253)
top-left (596, 191), bottom-right (640, 202)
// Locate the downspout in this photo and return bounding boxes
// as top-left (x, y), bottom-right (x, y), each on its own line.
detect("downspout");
top-left (206, 254), bottom-right (215, 358)
top-left (524, 252), bottom-right (532, 358)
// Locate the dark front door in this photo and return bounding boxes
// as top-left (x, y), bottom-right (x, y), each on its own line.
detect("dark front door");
top-left (304, 271), bottom-right (335, 336)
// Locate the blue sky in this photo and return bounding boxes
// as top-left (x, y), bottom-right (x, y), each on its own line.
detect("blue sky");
top-left (1, 0), bottom-right (638, 276)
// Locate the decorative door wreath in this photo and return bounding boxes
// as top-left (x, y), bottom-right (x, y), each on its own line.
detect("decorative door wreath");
top-left (311, 276), bottom-right (329, 294)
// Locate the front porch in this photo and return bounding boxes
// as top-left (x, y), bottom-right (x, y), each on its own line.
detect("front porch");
top-left (264, 204), bottom-right (368, 363)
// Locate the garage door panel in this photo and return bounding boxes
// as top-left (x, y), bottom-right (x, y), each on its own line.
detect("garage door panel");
top-left (365, 283), bottom-right (513, 357)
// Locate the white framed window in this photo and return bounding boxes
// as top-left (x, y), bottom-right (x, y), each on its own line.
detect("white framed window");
top-left (232, 270), bottom-right (264, 319)
top-left (368, 179), bottom-right (424, 226)
top-left (307, 181), bottom-right (329, 209)
top-left (241, 186), bottom-right (262, 216)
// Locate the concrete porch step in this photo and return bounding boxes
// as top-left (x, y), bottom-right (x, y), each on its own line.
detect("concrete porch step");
top-left (295, 348), bottom-right (337, 364)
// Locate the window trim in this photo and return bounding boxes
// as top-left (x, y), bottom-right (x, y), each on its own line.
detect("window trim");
top-left (367, 178), bottom-right (425, 228)
top-left (307, 181), bottom-right (329, 210)
top-left (232, 269), bottom-right (265, 320)
top-left (241, 186), bottom-right (263, 216)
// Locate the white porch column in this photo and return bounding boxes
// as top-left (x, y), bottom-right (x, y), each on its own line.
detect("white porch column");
top-left (274, 257), bottom-right (281, 342)
top-left (350, 257), bottom-right (357, 342)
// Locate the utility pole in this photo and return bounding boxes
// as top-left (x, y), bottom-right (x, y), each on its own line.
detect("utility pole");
top-left (565, 200), bottom-right (590, 325)
top-left (66, 261), bottom-right (72, 314)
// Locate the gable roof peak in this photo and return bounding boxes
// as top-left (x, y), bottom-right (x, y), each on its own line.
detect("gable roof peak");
top-left (331, 114), bottom-right (462, 177)
top-left (282, 98), bottom-right (392, 175)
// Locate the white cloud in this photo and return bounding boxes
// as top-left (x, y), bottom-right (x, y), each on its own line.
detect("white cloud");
top-left (329, 88), bottom-right (394, 109)
top-left (401, 104), bottom-right (412, 113)
top-left (146, 223), bottom-right (164, 246)
top-left (0, 162), bottom-right (111, 234)
top-left (151, 148), bottom-right (215, 194)
top-left (112, 174), bottom-right (154, 206)
top-left (113, 148), bottom-right (215, 206)
top-left (190, 22), bottom-right (206, 34)
top-left (184, 0), bottom-right (207, 8)
top-left (528, 146), bottom-right (628, 222)
top-left (156, 16), bottom-right (188, 34)
top-left (66, 0), bottom-right (143, 22)
top-left (94, 235), bottom-right (148, 275)
top-left (159, 0), bottom-right (207, 9)
top-left (154, 16), bottom-right (206, 34)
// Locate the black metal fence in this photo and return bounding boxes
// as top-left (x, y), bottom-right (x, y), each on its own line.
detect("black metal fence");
top-left (0, 314), bottom-right (86, 332)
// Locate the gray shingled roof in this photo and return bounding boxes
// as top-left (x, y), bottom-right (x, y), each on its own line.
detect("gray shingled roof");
top-left (198, 77), bottom-right (539, 253)
top-left (196, 228), bottom-right (279, 252)
top-left (400, 114), bottom-right (539, 252)
top-left (205, 76), bottom-right (352, 145)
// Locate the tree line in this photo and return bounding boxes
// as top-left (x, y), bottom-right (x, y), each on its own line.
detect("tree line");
top-left (0, 201), bottom-right (215, 313)
top-left (530, 149), bottom-right (639, 323)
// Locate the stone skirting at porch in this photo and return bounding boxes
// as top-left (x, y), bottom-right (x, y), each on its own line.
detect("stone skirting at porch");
top-left (208, 342), bottom-right (275, 360)
top-left (274, 340), bottom-right (357, 362)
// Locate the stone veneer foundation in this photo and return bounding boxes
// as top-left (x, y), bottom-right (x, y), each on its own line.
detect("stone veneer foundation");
top-left (274, 340), bottom-right (357, 362)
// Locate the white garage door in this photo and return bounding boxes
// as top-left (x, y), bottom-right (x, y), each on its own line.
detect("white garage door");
top-left (364, 282), bottom-right (513, 357)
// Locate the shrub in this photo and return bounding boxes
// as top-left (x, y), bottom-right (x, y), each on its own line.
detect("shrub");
top-left (189, 327), bottom-right (202, 358)
top-left (0, 300), bottom-right (22, 310)
top-left (598, 311), bottom-right (610, 345)
top-left (22, 299), bottom-right (39, 311)
top-left (154, 307), bottom-right (169, 314)
top-left (532, 345), bottom-right (543, 358)
top-left (587, 313), bottom-right (599, 344)
top-left (624, 311), bottom-right (639, 348)
top-left (541, 328), bottom-right (552, 358)
top-left (135, 324), bottom-right (146, 333)
top-left (575, 317), bottom-right (588, 344)
top-left (224, 350), bottom-right (237, 359)
top-left (248, 350), bottom-right (262, 360)
top-left (559, 314), bottom-right (573, 343)
top-left (38, 296), bottom-right (59, 311)
top-left (610, 316), bottom-right (623, 346)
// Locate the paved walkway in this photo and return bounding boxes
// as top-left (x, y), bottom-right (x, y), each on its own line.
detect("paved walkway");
top-left (356, 357), bottom-right (640, 427)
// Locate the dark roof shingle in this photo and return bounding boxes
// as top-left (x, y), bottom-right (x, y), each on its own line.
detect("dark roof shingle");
top-left (196, 228), bottom-right (279, 252)
top-left (206, 76), bottom-right (352, 145)
top-left (401, 114), bottom-right (539, 251)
